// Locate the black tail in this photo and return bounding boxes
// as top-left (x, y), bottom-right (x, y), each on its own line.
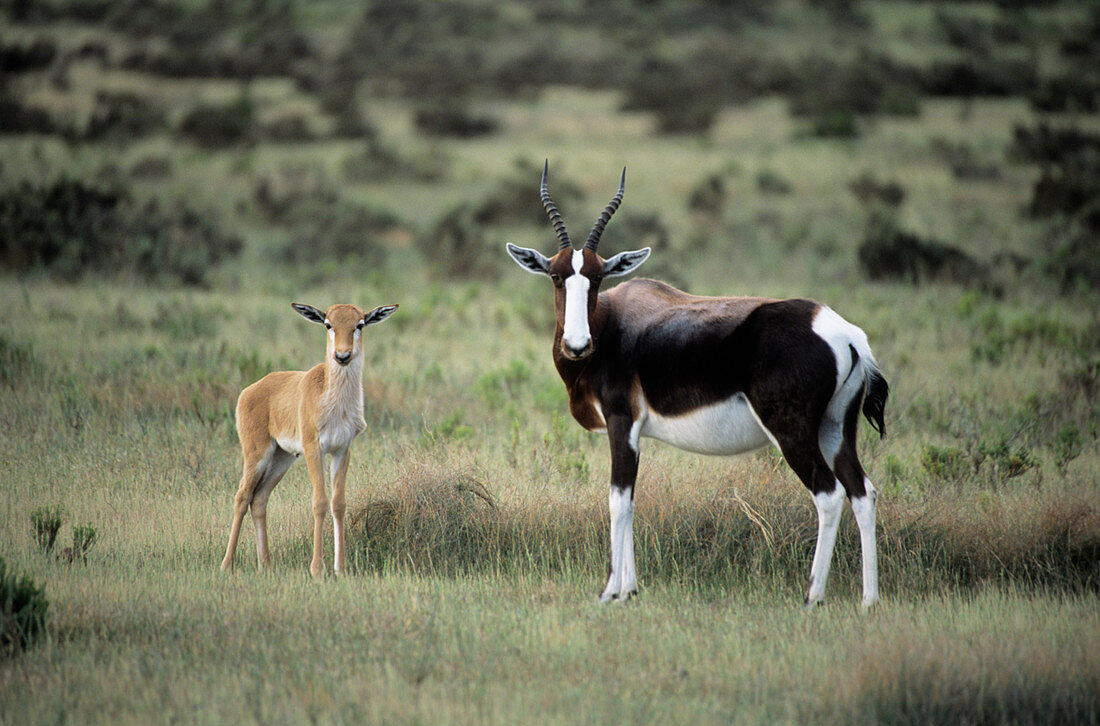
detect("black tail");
top-left (862, 368), bottom-right (889, 438)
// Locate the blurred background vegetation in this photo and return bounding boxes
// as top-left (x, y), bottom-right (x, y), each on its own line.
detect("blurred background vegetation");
top-left (1, 0), bottom-right (1098, 288)
top-left (2, 1), bottom-right (1100, 722)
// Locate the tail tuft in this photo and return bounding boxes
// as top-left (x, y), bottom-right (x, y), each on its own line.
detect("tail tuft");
top-left (862, 368), bottom-right (889, 438)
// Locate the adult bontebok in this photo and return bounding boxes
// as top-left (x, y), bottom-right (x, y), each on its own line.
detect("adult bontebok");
top-left (220, 302), bottom-right (398, 577)
top-left (507, 162), bottom-right (889, 607)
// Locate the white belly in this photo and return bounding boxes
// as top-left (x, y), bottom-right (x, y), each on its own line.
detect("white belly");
top-left (640, 393), bottom-right (773, 455)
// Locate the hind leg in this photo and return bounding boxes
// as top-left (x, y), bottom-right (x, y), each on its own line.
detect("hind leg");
top-left (222, 451), bottom-right (266, 572)
top-left (249, 449), bottom-right (296, 570)
top-left (766, 430), bottom-right (845, 607)
top-left (831, 404), bottom-right (878, 608)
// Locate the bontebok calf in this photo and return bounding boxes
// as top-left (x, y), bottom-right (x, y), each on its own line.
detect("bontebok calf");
top-left (507, 162), bottom-right (888, 607)
top-left (221, 302), bottom-right (398, 577)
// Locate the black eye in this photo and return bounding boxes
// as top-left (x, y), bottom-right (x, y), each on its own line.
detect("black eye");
top-left (324, 322), bottom-right (332, 330)
top-left (356, 322), bottom-right (364, 330)
top-left (549, 273), bottom-right (562, 286)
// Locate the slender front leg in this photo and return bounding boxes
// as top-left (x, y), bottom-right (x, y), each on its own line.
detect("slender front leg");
top-left (600, 414), bottom-right (640, 603)
top-left (303, 442), bottom-right (328, 578)
top-left (329, 448), bottom-right (351, 575)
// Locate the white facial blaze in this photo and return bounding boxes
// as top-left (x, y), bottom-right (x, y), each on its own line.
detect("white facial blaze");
top-left (562, 250), bottom-right (591, 354)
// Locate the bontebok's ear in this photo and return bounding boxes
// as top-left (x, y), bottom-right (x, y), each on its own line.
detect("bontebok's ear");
top-left (292, 303), bottom-right (327, 325)
top-left (363, 304), bottom-right (398, 326)
top-left (603, 248), bottom-right (651, 278)
top-left (506, 243), bottom-right (552, 275)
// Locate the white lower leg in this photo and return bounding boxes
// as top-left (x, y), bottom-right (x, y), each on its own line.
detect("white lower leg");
top-left (600, 487), bottom-right (633, 602)
top-left (851, 481), bottom-right (879, 608)
top-left (620, 496), bottom-right (637, 598)
top-left (806, 485), bottom-right (846, 606)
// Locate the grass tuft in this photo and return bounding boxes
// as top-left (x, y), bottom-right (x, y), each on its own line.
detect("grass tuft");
top-left (346, 465), bottom-right (1100, 597)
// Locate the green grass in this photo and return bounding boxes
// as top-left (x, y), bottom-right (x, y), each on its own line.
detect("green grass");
top-left (2, 1), bottom-right (1100, 722)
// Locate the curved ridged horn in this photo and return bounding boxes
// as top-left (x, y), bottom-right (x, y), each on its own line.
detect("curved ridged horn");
top-left (584, 167), bottom-right (625, 252)
top-left (540, 160), bottom-right (572, 251)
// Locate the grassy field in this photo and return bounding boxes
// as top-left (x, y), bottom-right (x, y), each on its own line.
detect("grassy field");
top-left (2, 1), bottom-right (1100, 723)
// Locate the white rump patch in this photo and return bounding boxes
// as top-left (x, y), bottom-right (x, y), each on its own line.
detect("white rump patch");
top-left (812, 305), bottom-right (875, 464)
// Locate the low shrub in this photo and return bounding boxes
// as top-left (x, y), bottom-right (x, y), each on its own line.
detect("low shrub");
top-left (1043, 202), bottom-right (1100, 292)
top-left (414, 104), bottom-right (498, 138)
top-left (83, 91), bottom-right (166, 142)
top-left (1011, 124), bottom-right (1100, 290)
top-left (1012, 124), bottom-right (1100, 219)
top-left (0, 556), bottom-right (49, 657)
top-left (687, 174), bottom-right (727, 217)
top-left (756, 169), bottom-right (792, 195)
top-left (848, 174), bottom-right (905, 207)
top-left (0, 178), bottom-right (242, 286)
top-left (178, 97), bottom-right (254, 148)
top-left (922, 57), bottom-right (1039, 98)
top-left (857, 215), bottom-right (989, 287)
top-left (621, 57), bottom-right (727, 135)
top-left (1031, 75), bottom-right (1100, 113)
top-left (803, 109), bottom-right (859, 139)
top-left (786, 50), bottom-right (923, 125)
top-left (260, 114), bottom-right (315, 143)
top-left (61, 524), bottom-right (98, 565)
top-left (0, 91), bottom-right (56, 135)
top-left (30, 506), bottom-right (64, 554)
top-left (0, 37), bottom-right (57, 74)
top-left (421, 204), bottom-right (497, 279)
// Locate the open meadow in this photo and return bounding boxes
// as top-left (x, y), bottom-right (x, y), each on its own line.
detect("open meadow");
top-left (2, 1), bottom-right (1099, 723)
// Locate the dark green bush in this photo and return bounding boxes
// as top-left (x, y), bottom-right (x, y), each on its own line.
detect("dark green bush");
top-left (849, 174), bottom-right (905, 207)
top-left (1043, 203), bottom-right (1100, 292)
top-left (804, 109), bottom-right (860, 139)
top-left (0, 555), bottom-right (49, 656)
top-left (857, 215), bottom-right (989, 287)
top-left (178, 97), bottom-right (254, 148)
top-left (922, 57), bottom-right (1039, 98)
top-left (83, 91), bottom-right (166, 142)
top-left (0, 37), bottom-right (56, 73)
top-left (688, 174), bottom-right (727, 217)
top-left (787, 51), bottom-right (923, 124)
top-left (1012, 124), bottom-right (1100, 219)
top-left (0, 90), bottom-right (56, 135)
top-left (1011, 124), bottom-right (1100, 290)
top-left (1031, 75), bottom-right (1100, 113)
top-left (414, 105), bottom-right (498, 138)
top-left (0, 178), bottom-right (242, 285)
